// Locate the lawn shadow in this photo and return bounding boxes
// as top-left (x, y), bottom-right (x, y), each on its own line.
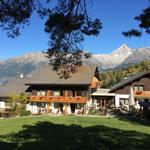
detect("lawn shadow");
top-left (0, 121), bottom-right (150, 150)
top-left (0, 141), bottom-right (16, 150)
top-left (117, 116), bottom-right (150, 127)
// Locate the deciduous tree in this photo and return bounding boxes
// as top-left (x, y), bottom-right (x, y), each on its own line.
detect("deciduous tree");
top-left (9, 92), bottom-right (29, 116)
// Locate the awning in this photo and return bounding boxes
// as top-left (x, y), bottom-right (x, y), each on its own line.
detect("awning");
top-left (91, 88), bottom-right (115, 97)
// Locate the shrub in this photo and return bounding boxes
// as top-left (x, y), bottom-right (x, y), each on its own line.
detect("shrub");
top-left (110, 108), bottom-right (120, 116)
top-left (9, 93), bottom-right (29, 116)
top-left (20, 110), bottom-right (31, 116)
top-left (122, 105), bottom-right (129, 111)
top-left (88, 109), bottom-right (104, 115)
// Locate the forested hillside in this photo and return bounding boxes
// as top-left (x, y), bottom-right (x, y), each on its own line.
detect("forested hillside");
top-left (100, 60), bottom-right (150, 88)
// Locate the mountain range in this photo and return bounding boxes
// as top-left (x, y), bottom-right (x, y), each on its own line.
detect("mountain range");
top-left (0, 44), bottom-right (150, 81)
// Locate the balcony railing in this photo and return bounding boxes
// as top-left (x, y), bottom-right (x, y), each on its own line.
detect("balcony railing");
top-left (134, 91), bottom-right (150, 98)
top-left (29, 96), bottom-right (87, 103)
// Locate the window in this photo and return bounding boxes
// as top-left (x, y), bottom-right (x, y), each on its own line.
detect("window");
top-left (133, 86), bottom-right (139, 91)
top-left (41, 102), bottom-right (46, 108)
top-left (53, 91), bottom-right (61, 96)
top-left (37, 91), bottom-right (46, 96)
top-left (37, 102), bottom-right (46, 108)
top-left (133, 85), bottom-right (144, 91)
top-left (76, 104), bottom-right (84, 109)
top-left (54, 103), bottom-right (59, 108)
top-left (139, 85), bottom-right (144, 91)
top-left (76, 90), bottom-right (82, 96)
top-left (120, 98), bottom-right (129, 105)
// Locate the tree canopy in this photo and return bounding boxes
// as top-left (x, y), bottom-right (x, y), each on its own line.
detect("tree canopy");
top-left (45, 0), bottom-right (102, 78)
top-left (101, 60), bottom-right (150, 88)
top-left (123, 0), bottom-right (150, 37)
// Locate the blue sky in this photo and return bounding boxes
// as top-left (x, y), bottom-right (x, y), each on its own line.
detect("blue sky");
top-left (0, 0), bottom-right (149, 59)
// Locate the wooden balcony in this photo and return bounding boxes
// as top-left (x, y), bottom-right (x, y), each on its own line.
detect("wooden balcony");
top-left (134, 91), bottom-right (150, 98)
top-left (29, 96), bottom-right (88, 103)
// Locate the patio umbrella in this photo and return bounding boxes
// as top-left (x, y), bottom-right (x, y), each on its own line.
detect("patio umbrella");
top-left (129, 86), bottom-right (135, 106)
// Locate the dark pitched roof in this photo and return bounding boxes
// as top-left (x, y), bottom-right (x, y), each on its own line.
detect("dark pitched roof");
top-left (110, 71), bottom-right (150, 92)
top-left (0, 77), bottom-right (30, 97)
top-left (26, 65), bottom-right (97, 85)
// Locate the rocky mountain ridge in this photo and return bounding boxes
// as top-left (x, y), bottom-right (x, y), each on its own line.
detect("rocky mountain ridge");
top-left (0, 44), bottom-right (150, 80)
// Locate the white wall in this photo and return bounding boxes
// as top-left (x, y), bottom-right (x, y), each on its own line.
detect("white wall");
top-left (29, 102), bottom-right (38, 114)
top-left (67, 104), bottom-right (71, 114)
top-left (0, 100), bottom-right (5, 108)
top-left (115, 94), bottom-right (129, 107)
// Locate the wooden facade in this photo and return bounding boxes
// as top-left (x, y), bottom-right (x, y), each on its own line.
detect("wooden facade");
top-left (115, 76), bottom-right (150, 94)
top-left (0, 65), bottom-right (100, 115)
top-left (25, 66), bottom-right (100, 114)
top-left (28, 84), bottom-right (92, 114)
top-left (109, 72), bottom-right (150, 107)
top-left (28, 84), bottom-right (89, 102)
top-left (29, 85), bottom-right (89, 104)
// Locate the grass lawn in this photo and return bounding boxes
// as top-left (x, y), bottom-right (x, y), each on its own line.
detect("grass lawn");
top-left (0, 115), bottom-right (150, 150)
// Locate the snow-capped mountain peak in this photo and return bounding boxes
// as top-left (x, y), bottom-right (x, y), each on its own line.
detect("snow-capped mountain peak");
top-left (0, 44), bottom-right (150, 80)
top-left (112, 44), bottom-right (134, 56)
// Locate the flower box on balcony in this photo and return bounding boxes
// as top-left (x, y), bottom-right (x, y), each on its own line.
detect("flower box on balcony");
top-left (136, 91), bottom-right (142, 95)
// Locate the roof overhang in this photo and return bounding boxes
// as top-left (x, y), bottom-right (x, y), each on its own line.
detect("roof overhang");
top-left (25, 83), bottom-right (91, 86)
top-left (91, 93), bottom-right (115, 97)
top-left (91, 88), bottom-right (115, 97)
top-left (110, 71), bottom-right (150, 92)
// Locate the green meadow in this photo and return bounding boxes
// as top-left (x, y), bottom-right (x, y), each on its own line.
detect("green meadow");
top-left (0, 115), bottom-right (149, 150)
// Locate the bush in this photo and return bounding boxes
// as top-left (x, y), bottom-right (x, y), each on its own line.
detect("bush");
top-left (110, 108), bottom-right (120, 116)
top-left (121, 105), bottom-right (129, 111)
top-left (88, 109), bottom-right (104, 115)
top-left (9, 93), bottom-right (29, 116)
top-left (129, 105), bottom-right (140, 112)
top-left (20, 110), bottom-right (31, 116)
